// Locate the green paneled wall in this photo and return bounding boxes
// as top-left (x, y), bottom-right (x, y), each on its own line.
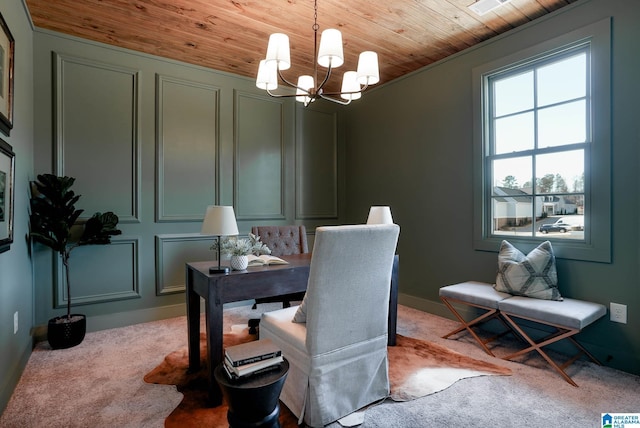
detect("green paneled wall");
top-left (157, 75), bottom-right (218, 221)
top-left (0, 0), bottom-right (35, 415)
top-left (343, 0), bottom-right (640, 375)
top-left (30, 25), bottom-right (344, 336)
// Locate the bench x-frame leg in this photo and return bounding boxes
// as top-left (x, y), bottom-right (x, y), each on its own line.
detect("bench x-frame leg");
top-left (500, 312), bottom-right (602, 387)
top-left (440, 296), bottom-right (513, 357)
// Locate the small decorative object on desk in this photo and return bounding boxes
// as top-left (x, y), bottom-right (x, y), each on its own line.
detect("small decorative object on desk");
top-left (217, 233), bottom-right (272, 271)
top-left (246, 254), bottom-right (288, 267)
top-left (224, 338), bottom-right (283, 379)
top-left (230, 255), bottom-right (249, 271)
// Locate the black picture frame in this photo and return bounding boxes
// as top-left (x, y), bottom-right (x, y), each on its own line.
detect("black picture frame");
top-left (0, 137), bottom-right (15, 253)
top-left (0, 12), bottom-right (15, 136)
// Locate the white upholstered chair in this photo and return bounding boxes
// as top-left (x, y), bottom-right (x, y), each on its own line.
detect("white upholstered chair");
top-left (259, 224), bottom-right (400, 427)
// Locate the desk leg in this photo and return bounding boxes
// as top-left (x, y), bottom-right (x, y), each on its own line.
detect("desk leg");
top-left (387, 255), bottom-right (399, 346)
top-left (205, 283), bottom-right (224, 406)
top-left (186, 268), bottom-right (200, 371)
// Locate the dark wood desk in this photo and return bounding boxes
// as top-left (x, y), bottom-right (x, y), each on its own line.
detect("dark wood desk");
top-left (186, 253), bottom-right (399, 406)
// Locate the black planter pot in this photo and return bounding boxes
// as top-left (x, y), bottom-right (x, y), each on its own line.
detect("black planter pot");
top-left (47, 314), bottom-right (86, 349)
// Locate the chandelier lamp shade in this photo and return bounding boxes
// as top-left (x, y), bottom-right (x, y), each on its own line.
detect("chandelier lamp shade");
top-left (256, 0), bottom-right (380, 106)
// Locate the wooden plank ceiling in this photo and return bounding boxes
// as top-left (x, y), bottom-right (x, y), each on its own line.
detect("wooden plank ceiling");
top-left (25, 0), bottom-right (577, 94)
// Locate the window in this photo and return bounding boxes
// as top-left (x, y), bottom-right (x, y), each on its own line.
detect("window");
top-left (473, 19), bottom-right (611, 262)
top-left (489, 48), bottom-right (587, 241)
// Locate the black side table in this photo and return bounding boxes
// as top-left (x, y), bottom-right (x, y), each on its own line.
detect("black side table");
top-left (213, 359), bottom-right (289, 428)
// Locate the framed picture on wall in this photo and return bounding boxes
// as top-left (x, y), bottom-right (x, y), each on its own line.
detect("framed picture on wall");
top-left (0, 137), bottom-right (15, 253)
top-left (0, 12), bottom-right (15, 136)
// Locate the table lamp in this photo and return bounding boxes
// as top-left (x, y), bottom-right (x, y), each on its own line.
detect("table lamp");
top-left (366, 206), bottom-right (393, 224)
top-left (201, 205), bottom-right (239, 274)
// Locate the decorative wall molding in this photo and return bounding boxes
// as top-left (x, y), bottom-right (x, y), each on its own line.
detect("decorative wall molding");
top-left (53, 52), bottom-right (141, 223)
top-left (54, 237), bottom-right (140, 308)
top-left (233, 91), bottom-right (286, 221)
top-left (156, 74), bottom-right (220, 222)
top-left (295, 106), bottom-right (339, 219)
top-left (155, 233), bottom-right (215, 295)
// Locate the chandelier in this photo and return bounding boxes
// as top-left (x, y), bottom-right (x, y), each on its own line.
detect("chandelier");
top-left (255, 0), bottom-right (380, 106)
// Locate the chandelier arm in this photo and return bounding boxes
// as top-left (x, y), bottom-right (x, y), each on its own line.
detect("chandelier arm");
top-left (265, 89), bottom-right (300, 98)
top-left (277, 68), bottom-right (304, 91)
top-left (321, 82), bottom-right (370, 97)
top-left (319, 92), bottom-right (352, 105)
top-left (316, 63), bottom-right (333, 94)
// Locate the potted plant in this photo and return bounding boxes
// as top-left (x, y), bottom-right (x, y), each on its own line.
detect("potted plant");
top-left (218, 233), bottom-right (270, 270)
top-left (29, 174), bottom-right (122, 349)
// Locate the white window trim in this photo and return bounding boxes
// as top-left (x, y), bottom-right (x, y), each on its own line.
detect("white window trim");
top-left (472, 17), bottom-right (611, 263)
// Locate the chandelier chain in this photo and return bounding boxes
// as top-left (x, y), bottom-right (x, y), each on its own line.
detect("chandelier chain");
top-left (313, 0), bottom-right (319, 31)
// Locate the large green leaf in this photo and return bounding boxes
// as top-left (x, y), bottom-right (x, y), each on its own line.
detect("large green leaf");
top-left (79, 212), bottom-right (122, 246)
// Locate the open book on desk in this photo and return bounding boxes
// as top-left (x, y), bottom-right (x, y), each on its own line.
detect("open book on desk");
top-left (247, 254), bottom-right (289, 267)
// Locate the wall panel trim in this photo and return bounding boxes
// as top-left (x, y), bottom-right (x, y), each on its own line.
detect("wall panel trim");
top-left (156, 74), bottom-right (221, 222)
top-left (54, 237), bottom-right (141, 308)
top-left (52, 52), bottom-right (141, 223)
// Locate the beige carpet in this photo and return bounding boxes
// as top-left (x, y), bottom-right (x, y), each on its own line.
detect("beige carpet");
top-left (143, 325), bottom-right (511, 427)
top-left (2, 304), bottom-right (639, 428)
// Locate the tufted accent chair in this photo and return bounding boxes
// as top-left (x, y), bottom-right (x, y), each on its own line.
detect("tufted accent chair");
top-left (250, 225), bottom-right (309, 309)
top-left (252, 225), bottom-right (309, 257)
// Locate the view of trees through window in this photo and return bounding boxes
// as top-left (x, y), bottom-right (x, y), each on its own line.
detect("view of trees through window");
top-left (486, 46), bottom-right (589, 240)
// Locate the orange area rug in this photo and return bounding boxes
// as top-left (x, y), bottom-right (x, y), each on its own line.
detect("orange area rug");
top-left (144, 330), bottom-right (511, 427)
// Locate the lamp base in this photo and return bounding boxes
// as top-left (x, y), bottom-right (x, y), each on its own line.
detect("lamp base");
top-left (209, 266), bottom-right (230, 274)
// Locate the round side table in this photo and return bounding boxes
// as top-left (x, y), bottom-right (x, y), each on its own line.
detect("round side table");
top-left (214, 358), bottom-right (289, 428)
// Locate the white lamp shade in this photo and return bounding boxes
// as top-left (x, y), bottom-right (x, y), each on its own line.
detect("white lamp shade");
top-left (366, 206), bottom-right (393, 224)
top-left (357, 51), bottom-right (380, 85)
top-left (201, 206), bottom-right (239, 236)
top-left (256, 60), bottom-right (278, 90)
top-left (340, 71), bottom-right (361, 101)
top-left (266, 33), bottom-right (291, 70)
top-left (296, 75), bottom-right (314, 103)
top-left (317, 29), bottom-right (344, 68)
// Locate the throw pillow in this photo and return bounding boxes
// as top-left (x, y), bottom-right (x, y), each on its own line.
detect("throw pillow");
top-left (292, 294), bottom-right (307, 323)
top-left (494, 240), bottom-right (562, 301)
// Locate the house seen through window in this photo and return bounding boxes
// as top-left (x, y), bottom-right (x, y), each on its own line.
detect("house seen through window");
top-left (487, 47), bottom-right (588, 240)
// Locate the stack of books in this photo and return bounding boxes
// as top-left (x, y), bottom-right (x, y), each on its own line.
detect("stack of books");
top-left (223, 338), bottom-right (283, 380)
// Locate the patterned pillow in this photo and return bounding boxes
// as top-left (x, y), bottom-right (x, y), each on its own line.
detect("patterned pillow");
top-left (494, 240), bottom-right (562, 301)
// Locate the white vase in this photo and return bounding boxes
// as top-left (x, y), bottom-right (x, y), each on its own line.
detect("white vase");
top-left (230, 255), bottom-right (249, 271)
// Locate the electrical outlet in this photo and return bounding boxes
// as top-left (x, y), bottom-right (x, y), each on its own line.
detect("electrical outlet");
top-left (610, 302), bottom-right (627, 324)
top-left (14, 311), bottom-right (18, 334)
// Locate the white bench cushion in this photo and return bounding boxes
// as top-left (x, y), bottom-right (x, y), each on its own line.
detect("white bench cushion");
top-left (498, 296), bottom-right (606, 330)
top-left (440, 281), bottom-right (512, 309)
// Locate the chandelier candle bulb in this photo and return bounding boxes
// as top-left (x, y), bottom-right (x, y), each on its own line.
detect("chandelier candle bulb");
top-left (357, 51), bottom-right (380, 85)
top-left (317, 29), bottom-right (344, 68)
top-left (341, 71), bottom-right (362, 100)
top-left (296, 75), bottom-right (315, 104)
top-left (265, 33), bottom-right (291, 70)
top-left (256, 60), bottom-right (278, 90)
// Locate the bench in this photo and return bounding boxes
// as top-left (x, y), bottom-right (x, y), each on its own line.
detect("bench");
top-left (439, 281), bottom-right (607, 386)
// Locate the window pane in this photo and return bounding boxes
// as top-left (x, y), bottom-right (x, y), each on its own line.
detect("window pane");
top-left (538, 100), bottom-right (586, 147)
top-left (535, 195), bottom-right (585, 241)
top-left (494, 71), bottom-right (534, 116)
top-left (537, 53), bottom-right (586, 107)
top-left (535, 150), bottom-right (584, 194)
top-left (491, 195), bottom-right (534, 236)
top-left (495, 112), bottom-right (534, 154)
top-left (492, 156), bottom-right (532, 194)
